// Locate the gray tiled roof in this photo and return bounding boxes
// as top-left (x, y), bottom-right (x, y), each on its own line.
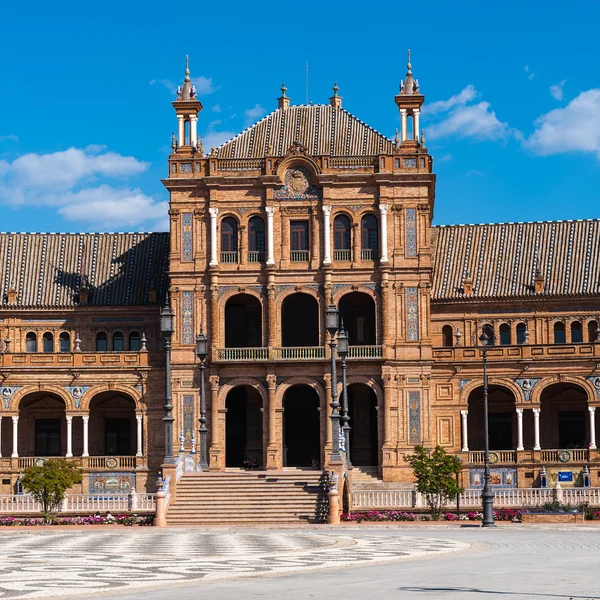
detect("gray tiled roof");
top-left (217, 105), bottom-right (394, 158)
top-left (432, 220), bottom-right (600, 300)
top-left (0, 233), bottom-right (169, 308)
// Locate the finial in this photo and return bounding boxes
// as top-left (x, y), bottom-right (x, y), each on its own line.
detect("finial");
top-left (333, 82), bottom-right (339, 96)
top-left (407, 49), bottom-right (412, 73)
top-left (394, 129), bottom-right (399, 145)
top-left (420, 129), bottom-right (425, 145)
top-left (185, 55), bottom-right (190, 81)
top-left (171, 133), bottom-right (176, 150)
top-left (281, 82), bottom-right (287, 97)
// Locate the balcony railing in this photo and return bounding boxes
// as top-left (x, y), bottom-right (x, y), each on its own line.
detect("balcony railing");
top-left (220, 251), bottom-right (238, 263)
top-left (3, 456), bottom-right (146, 471)
top-left (213, 345), bottom-right (383, 362)
top-left (361, 249), bottom-right (378, 260)
top-left (216, 347), bottom-right (268, 361)
top-left (247, 251), bottom-right (265, 263)
top-left (272, 346), bottom-right (325, 360)
top-left (468, 450), bottom-right (516, 464)
top-left (541, 449), bottom-right (589, 463)
top-left (466, 449), bottom-right (590, 465)
top-left (0, 352), bottom-right (148, 368)
top-left (347, 345), bottom-right (383, 359)
top-left (334, 249), bottom-right (351, 261)
top-left (432, 343), bottom-right (600, 361)
top-left (290, 250), bottom-right (309, 262)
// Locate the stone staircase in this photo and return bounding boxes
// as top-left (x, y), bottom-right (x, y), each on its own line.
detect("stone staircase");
top-left (351, 465), bottom-right (414, 490)
top-left (166, 470), bottom-right (328, 525)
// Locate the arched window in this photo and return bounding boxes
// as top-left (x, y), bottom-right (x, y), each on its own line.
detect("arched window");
top-left (42, 332), bottom-right (54, 353)
top-left (571, 321), bottom-right (583, 343)
top-left (59, 332), bottom-right (70, 353)
top-left (26, 332), bottom-right (37, 353)
top-left (481, 324), bottom-right (495, 346)
top-left (554, 322), bottom-right (565, 344)
top-left (442, 325), bottom-right (453, 347)
top-left (221, 217), bottom-right (238, 263)
top-left (516, 322), bottom-right (528, 345)
top-left (589, 320), bottom-right (599, 343)
top-left (248, 216), bottom-right (265, 262)
top-left (334, 215), bottom-right (351, 261)
top-left (499, 323), bottom-right (511, 345)
top-left (113, 331), bottom-right (124, 351)
top-left (361, 214), bottom-right (379, 260)
top-left (96, 332), bottom-right (108, 352)
top-left (129, 331), bottom-right (141, 351)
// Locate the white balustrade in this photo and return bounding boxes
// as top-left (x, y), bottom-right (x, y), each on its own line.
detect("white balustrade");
top-left (272, 347), bottom-right (325, 360)
top-left (0, 493), bottom-right (156, 514)
top-left (216, 347), bottom-right (269, 361)
top-left (347, 346), bottom-right (383, 359)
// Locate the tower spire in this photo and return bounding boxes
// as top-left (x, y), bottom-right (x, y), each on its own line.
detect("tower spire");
top-left (278, 82), bottom-right (290, 110)
top-left (394, 50), bottom-right (424, 145)
top-left (172, 56), bottom-right (203, 150)
top-left (329, 82), bottom-right (342, 109)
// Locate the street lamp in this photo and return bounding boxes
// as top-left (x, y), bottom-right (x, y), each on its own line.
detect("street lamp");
top-left (196, 331), bottom-right (209, 470)
top-left (160, 299), bottom-right (175, 464)
top-left (337, 320), bottom-right (351, 465)
top-left (479, 327), bottom-right (495, 527)
top-left (325, 304), bottom-right (342, 462)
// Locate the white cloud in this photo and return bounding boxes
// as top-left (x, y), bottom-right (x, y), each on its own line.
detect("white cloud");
top-left (525, 65), bottom-right (534, 80)
top-left (150, 78), bottom-right (177, 94)
top-left (550, 79), bottom-right (567, 101)
top-left (425, 85), bottom-right (477, 115)
top-left (526, 89), bottom-right (600, 158)
top-left (150, 75), bottom-right (217, 96)
top-left (244, 104), bottom-right (267, 126)
top-left (0, 134), bottom-right (18, 142)
top-left (83, 143), bottom-right (107, 153)
top-left (465, 169), bottom-right (487, 177)
top-left (212, 104), bottom-right (222, 113)
top-left (202, 130), bottom-right (236, 150)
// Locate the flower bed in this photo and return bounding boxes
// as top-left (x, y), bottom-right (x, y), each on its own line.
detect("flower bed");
top-left (341, 511), bottom-right (419, 522)
top-left (0, 514), bottom-right (154, 526)
top-left (341, 509), bottom-right (522, 523)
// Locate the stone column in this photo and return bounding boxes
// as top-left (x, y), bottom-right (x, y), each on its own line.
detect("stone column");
top-left (400, 109), bottom-right (407, 142)
top-left (177, 115), bottom-right (185, 147)
top-left (266, 207), bottom-right (275, 266)
top-left (11, 416), bottom-right (18, 458)
top-left (383, 375), bottom-right (393, 445)
top-left (208, 207), bottom-right (219, 267)
top-left (136, 414), bottom-right (143, 457)
top-left (190, 115), bottom-right (198, 147)
top-left (533, 408), bottom-right (541, 451)
top-left (209, 375), bottom-right (221, 469)
top-left (82, 415), bottom-right (90, 457)
top-left (414, 109), bottom-right (420, 141)
top-left (267, 275), bottom-right (277, 348)
top-left (460, 410), bottom-right (469, 451)
top-left (516, 408), bottom-right (524, 451)
top-left (589, 406), bottom-right (597, 450)
top-left (379, 204), bottom-right (389, 263)
top-left (266, 375), bottom-right (278, 469)
top-left (66, 415), bottom-right (73, 458)
top-left (322, 206), bottom-right (332, 265)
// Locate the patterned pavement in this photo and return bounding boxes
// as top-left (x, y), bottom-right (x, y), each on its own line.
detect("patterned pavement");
top-left (0, 530), bottom-right (468, 598)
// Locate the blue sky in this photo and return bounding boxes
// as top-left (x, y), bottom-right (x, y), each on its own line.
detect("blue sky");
top-left (1, 1), bottom-right (599, 232)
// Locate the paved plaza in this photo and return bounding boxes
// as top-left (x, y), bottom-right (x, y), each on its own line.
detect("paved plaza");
top-left (0, 526), bottom-right (599, 599)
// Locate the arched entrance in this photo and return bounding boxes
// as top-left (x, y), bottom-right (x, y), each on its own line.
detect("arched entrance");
top-left (18, 393), bottom-right (67, 456)
top-left (283, 385), bottom-right (320, 467)
top-left (225, 294), bottom-right (262, 347)
top-left (225, 386), bottom-right (263, 468)
top-left (339, 292), bottom-right (376, 345)
top-left (89, 392), bottom-right (137, 455)
top-left (348, 383), bottom-right (378, 465)
top-left (282, 293), bottom-right (319, 346)
top-left (467, 386), bottom-right (517, 450)
top-left (540, 383), bottom-right (588, 449)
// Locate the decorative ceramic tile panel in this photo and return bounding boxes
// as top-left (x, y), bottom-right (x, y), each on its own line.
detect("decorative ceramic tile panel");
top-left (408, 391), bottom-right (421, 444)
top-left (403, 158), bottom-right (417, 168)
top-left (405, 207), bottom-right (417, 257)
top-left (515, 378), bottom-right (541, 401)
top-left (0, 386), bottom-right (20, 409)
top-left (181, 291), bottom-right (194, 345)
top-left (183, 395), bottom-right (194, 442)
top-left (181, 213), bottom-right (193, 262)
top-left (469, 467), bottom-right (517, 489)
top-left (406, 287), bottom-right (419, 341)
top-left (89, 472), bottom-right (135, 494)
top-left (274, 166), bottom-right (322, 200)
top-left (180, 163), bottom-right (193, 172)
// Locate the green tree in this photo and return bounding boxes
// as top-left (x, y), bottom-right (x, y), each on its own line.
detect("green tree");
top-left (405, 445), bottom-right (463, 520)
top-left (20, 459), bottom-right (82, 521)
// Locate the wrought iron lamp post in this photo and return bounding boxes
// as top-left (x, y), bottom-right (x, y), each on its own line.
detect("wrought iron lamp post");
top-left (160, 300), bottom-right (175, 464)
top-left (195, 331), bottom-right (209, 470)
top-left (325, 304), bottom-right (342, 462)
top-left (479, 327), bottom-right (495, 527)
top-left (337, 321), bottom-right (351, 465)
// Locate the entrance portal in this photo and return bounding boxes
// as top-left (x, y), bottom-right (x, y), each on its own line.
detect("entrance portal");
top-left (348, 383), bottom-right (378, 465)
top-left (225, 386), bottom-right (263, 467)
top-left (283, 385), bottom-right (320, 467)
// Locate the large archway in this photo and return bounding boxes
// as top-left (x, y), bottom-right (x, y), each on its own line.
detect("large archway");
top-left (18, 392), bottom-right (68, 456)
top-left (225, 294), bottom-right (262, 347)
top-left (89, 392), bottom-right (137, 456)
top-left (225, 386), bottom-right (263, 468)
top-left (283, 385), bottom-right (320, 467)
top-left (348, 383), bottom-right (378, 465)
top-left (339, 292), bottom-right (376, 345)
top-left (540, 383), bottom-right (588, 449)
top-left (281, 293), bottom-right (319, 346)
top-left (467, 386), bottom-right (517, 450)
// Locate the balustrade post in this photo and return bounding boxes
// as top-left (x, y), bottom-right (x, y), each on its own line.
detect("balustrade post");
top-left (82, 415), bottom-right (89, 457)
top-left (11, 416), bottom-right (18, 458)
top-left (516, 408), bottom-right (524, 451)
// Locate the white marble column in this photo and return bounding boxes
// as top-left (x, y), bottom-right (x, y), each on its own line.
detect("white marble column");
top-left (322, 206), bottom-right (332, 265)
top-left (65, 415), bottom-right (73, 458)
top-left (11, 416), bottom-right (18, 458)
top-left (400, 109), bottom-right (407, 142)
top-left (266, 206), bottom-right (275, 266)
top-left (136, 414), bottom-right (143, 457)
top-left (177, 115), bottom-right (185, 147)
top-left (516, 408), bottom-right (524, 451)
top-left (460, 410), bottom-right (469, 452)
top-left (209, 207), bottom-right (219, 267)
top-left (379, 204), bottom-right (389, 263)
top-left (82, 415), bottom-right (89, 457)
top-left (589, 406), bottom-right (597, 450)
top-left (533, 408), bottom-right (541, 451)
top-left (190, 115), bottom-right (198, 147)
top-left (414, 109), bottom-right (420, 141)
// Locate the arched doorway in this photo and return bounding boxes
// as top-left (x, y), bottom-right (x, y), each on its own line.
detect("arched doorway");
top-left (467, 386), bottom-right (517, 450)
top-left (281, 293), bottom-right (319, 346)
top-left (283, 385), bottom-right (320, 467)
top-left (225, 386), bottom-right (263, 468)
top-left (348, 383), bottom-right (378, 465)
top-left (225, 294), bottom-right (262, 347)
top-left (540, 383), bottom-right (588, 449)
top-left (338, 292), bottom-right (376, 345)
top-left (18, 393), bottom-right (67, 456)
top-left (89, 392), bottom-right (137, 455)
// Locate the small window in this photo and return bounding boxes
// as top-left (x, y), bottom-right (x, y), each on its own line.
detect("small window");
top-left (442, 325), bottom-right (453, 347)
top-left (482, 324), bottom-right (495, 346)
top-left (96, 332), bottom-right (108, 352)
top-left (554, 322), bottom-right (565, 344)
top-left (361, 214), bottom-right (379, 260)
top-left (129, 331), bottom-right (141, 351)
top-left (42, 332), bottom-right (54, 353)
top-left (571, 321), bottom-right (583, 343)
top-left (589, 320), bottom-right (599, 343)
top-left (516, 323), bottom-right (528, 345)
top-left (248, 216), bottom-right (265, 252)
top-left (334, 215), bottom-right (351, 250)
top-left (113, 331), bottom-right (124, 352)
top-left (59, 332), bottom-right (70, 353)
top-left (499, 323), bottom-right (511, 345)
top-left (26, 332), bottom-right (37, 353)
top-left (290, 221), bottom-right (309, 261)
top-left (221, 217), bottom-right (238, 252)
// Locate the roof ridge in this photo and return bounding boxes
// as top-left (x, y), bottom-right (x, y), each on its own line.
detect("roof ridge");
top-left (433, 218), bottom-right (600, 228)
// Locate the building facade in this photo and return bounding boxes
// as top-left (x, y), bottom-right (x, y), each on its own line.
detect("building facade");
top-left (1, 55), bottom-right (599, 496)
